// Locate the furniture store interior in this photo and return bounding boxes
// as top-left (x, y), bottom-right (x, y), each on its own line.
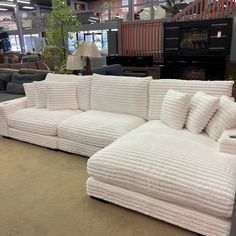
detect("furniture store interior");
top-left (0, 0), bottom-right (236, 236)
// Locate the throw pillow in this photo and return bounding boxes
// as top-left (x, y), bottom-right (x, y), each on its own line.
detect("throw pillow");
top-left (34, 81), bottom-right (47, 108)
top-left (6, 82), bottom-right (25, 95)
top-left (206, 96), bottom-right (236, 140)
top-left (186, 91), bottom-right (219, 134)
top-left (11, 72), bottom-right (46, 84)
top-left (161, 89), bottom-right (190, 129)
top-left (23, 83), bottom-right (36, 107)
top-left (46, 82), bottom-right (78, 111)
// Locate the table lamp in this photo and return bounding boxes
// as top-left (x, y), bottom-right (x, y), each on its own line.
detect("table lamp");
top-left (74, 41), bottom-right (101, 75)
top-left (66, 55), bottom-right (83, 75)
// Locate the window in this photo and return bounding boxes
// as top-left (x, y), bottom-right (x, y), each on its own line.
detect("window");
top-left (122, 0), bottom-right (129, 5)
top-left (68, 32), bottom-right (77, 52)
top-left (23, 34), bottom-right (39, 52)
top-left (9, 35), bottom-right (21, 52)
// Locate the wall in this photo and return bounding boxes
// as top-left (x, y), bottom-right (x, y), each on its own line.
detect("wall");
top-left (88, 0), bottom-right (145, 12)
top-left (0, 11), bottom-right (13, 21)
top-left (87, 0), bottom-right (146, 20)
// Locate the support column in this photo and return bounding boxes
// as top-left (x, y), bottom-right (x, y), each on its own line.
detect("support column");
top-left (150, 0), bottom-right (155, 20)
top-left (36, 5), bottom-right (41, 17)
top-left (14, 0), bottom-right (25, 53)
top-left (129, 0), bottom-right (134, 21)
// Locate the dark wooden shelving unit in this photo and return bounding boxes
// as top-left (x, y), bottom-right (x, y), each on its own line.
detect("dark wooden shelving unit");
top-left (162, 18), bottom-right (233, 81)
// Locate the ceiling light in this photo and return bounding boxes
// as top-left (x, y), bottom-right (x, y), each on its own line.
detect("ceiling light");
top-left (22, 6), bottom-right (34, 9)
top-left (0, 3), bottom-right (15, 7)
top-left (0, 8), bottom-right (8, 11)
top-left (18, 0), bottom-right (31, 4)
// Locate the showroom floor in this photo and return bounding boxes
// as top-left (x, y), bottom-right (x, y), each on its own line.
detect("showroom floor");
top-left (0, 137), bottom-right (197, 236)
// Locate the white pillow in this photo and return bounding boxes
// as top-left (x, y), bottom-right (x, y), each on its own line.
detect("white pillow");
top-left (206, 96), bottom-right (236, 140)
top-left (186, 91), bottom-right (219, 134)
top-left (161, 89), bottom-right (190, 129)
top-left (23, 82), bottom-right (36, 107)
top-left (46, 82), bottom-right (78, 111)
top-left (34, 81), bottom-right (47, 108)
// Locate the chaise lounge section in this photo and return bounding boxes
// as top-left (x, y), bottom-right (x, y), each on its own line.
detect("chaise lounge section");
top-left (87, 79), bottom-right (236, 236)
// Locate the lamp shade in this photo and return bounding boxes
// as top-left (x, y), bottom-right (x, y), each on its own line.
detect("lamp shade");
top-left (74, 41), bottom-right (101, 58)
top-left (66, 55), bottom-right (83, 70)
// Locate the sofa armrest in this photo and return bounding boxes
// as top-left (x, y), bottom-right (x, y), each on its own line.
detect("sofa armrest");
top-left (218, 129), bottom-right (236, 155)
top-left (0, 97), bottom-right (27, 119)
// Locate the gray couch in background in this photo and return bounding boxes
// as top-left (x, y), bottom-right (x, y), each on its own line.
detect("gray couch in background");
top-left (0, 71), bottom-right (47, 103)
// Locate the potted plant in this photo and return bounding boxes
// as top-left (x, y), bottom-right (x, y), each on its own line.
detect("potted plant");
top-left (46, 0), bottom-right (81, 72)
top-left (165, 0), bottom-right (179, 16)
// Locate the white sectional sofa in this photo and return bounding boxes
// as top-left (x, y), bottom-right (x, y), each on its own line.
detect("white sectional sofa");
top-left (0, 73), bottom-right (236, 236)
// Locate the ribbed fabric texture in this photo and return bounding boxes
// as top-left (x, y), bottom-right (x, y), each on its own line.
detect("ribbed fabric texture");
top-left (23, 83), bottom-right (36, 107)
top-left (88, 120), bottom-right (236, 220)
top-left (91, 74), bottom-right (151, 119)
top-left (0, 97), bottom-right (27, 136)
top-left (9, 128), bottom-right (58, 149)
top-left (186, 91), bottom-right (219, 134)
top-left (0, 120), bottom-right (8, 136)
top-left (218, 129), bottom-right (236, 155)
top-left (58, 110), bottom-right (145, 149)
top-left (149, 79), bottom-right (233, 120)
top-left (87, 178), bottom-right (231, 236)
top-left (45, 73), bottom-right (92, 111)
top-left (46, 82), bottom-right (78, 111)
top-left (160, 89), bottom-right (190, 129)
top-left (59, 138), bottom-right (101, 157)
top-left (0, 97), bottom-right (27, 119)
top-left (206, 96), bottom-right (236, 140)
top-left (7, 108), bottom-right (81, 136)
top-left (34, 81), bottom-right (47, 108)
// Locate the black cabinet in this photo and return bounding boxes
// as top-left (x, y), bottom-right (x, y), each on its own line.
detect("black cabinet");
top-left (163, 18), bottom-right (233, 80)
top-left (162, 56), bottom-right (227, 80)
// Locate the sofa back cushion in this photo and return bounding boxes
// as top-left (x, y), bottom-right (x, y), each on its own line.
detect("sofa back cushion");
top-left (0, 73), bottom-right (12, 90)
top-left (45, 73), bottom-right (91, 111)
top-left (149, 79), bottom-right (234, 120)
top-left (6, 82), bottom-right (25, 95)
top-left (91, 74), bottom-right (151, 119)
top-left (11, 72), bottom-right (46, 84)
top-left (9, 62), bottom-right (38, 70)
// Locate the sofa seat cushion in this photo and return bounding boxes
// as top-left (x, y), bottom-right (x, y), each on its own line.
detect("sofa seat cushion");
top-left (88, 120), bottom-right (236, 219)
top-left (58, 110), bottom-right (145, 148)
top-left (7, 108), bottom-right (81, 136)
top-left (0, 91), bottom-right (24, 103)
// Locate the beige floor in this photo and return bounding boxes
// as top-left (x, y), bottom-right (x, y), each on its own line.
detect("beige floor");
top-left (0, 137), bottom-right (197, 236)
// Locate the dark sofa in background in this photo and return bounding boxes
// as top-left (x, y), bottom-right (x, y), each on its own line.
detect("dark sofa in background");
top-left (0, 60), bottom-right (57, 72)
top-left (0, 71), bottom-right (47, 103)
top-left (92, 64), bottom-right (123, 76)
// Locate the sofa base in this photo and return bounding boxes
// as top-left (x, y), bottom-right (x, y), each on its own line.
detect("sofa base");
top-left (0, 121), bottom-right (9, 137)
top-left (8, 128), bottom-right (58, 149)
top-left (87, 177), bottom-right (231, 236)
top-left (58, 138), bottom-right (102, 157)
top-left (90, 196), bottom-right (109, 204)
